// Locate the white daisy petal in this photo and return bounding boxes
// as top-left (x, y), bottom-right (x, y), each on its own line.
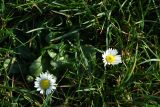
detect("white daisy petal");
top-left (102, 48), bottom-right (122, 66)
top-left (34, 71), bottom-right (57, 96)
top-left (40, 90), bottom-right (44, 94)
top-left (46, 89), bottom-right (51, 95)
top-left (37, 88), bottom-right (41, 91)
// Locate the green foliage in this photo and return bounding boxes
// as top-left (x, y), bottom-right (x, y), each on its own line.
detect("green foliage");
top-left (1, 0), bottom-right (160, 106)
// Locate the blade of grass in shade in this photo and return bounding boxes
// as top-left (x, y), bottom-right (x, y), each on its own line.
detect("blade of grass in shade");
top-left (142, 40), bottom-right (158, 58)
top-left (138, 59), bottom-right (160, 65)
top-left (124, 43), bottom-right (138, 84)
top-left (50, 28), bottom-right (82, 42)
top-left (26, 28), bottom-right (44, 33)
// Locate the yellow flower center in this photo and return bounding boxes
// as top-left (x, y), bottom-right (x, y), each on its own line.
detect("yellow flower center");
top-left (40, 79), bottom-right (50, 89)
top-left (106, 54), bottom-right (116, 63)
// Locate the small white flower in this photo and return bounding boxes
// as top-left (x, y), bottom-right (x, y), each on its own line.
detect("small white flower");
top-left (102, 48), bottom-right (122, 66)
top-left (34, 71), bottom-right (57, 95)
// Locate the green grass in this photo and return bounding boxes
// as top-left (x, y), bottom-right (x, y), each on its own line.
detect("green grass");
top-left (1, 0), bottom-right (160, 106)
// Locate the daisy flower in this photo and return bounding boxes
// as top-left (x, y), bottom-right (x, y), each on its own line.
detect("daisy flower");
top-left (102, 48), bottom-right (122, 66)
top-left (34, 71), bottom-right (57, 95)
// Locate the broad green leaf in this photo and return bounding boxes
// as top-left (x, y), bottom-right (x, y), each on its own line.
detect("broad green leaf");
top-left (47, 50), bottom-right (57, 58)
top-left (29, 56), bottom-right (42, 77)
top-left (3, 58), bottom-right (22, 74)
top-left (15, 46), bottom-right (33, 61)
top-left (3, 59), bottom-right (11, 69)
top-left (50, 60), bottom-right (62, 70)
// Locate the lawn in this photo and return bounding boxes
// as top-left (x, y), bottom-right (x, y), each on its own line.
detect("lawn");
top-left (0, 0), bottom-right (160, 107)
